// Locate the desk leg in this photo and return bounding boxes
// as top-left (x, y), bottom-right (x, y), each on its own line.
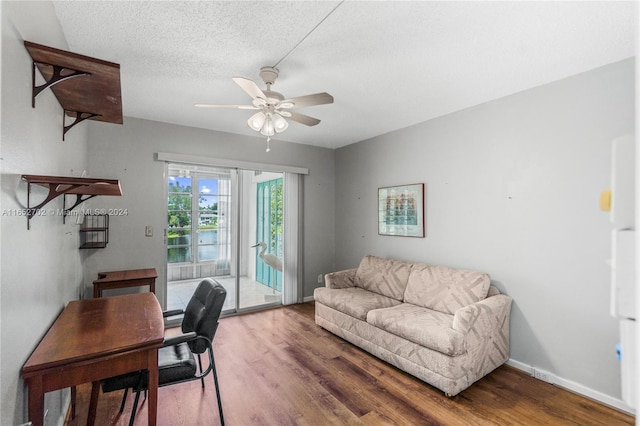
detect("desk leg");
top-left (70, 385), bottom-right (76, 419)
top-left (27, 377), bottom-right (44, 426)
top-left (147, 348), bottom-right (159, 426)
top-left (87, 381), bottom-right (100, 426)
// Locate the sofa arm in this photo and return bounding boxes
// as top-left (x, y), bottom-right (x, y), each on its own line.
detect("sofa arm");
top-left (453, 293), bottom-right (512, 367)
top-left (452, 294), bottom-right (512, 335)
top-left (450, 294), bottom-right (512, 385)
top-left (325, 268), bottom-right (357, 289)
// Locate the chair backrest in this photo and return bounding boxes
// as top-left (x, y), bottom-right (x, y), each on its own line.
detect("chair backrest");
top-left (182, 278), bottom-right (227, 354)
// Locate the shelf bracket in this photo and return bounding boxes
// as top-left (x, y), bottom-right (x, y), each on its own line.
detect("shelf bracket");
top-left (62, 194), bottom-right (98, 223)
top-left (63, 110), bottom-right (101, 140)
top-left (31, 61), bottom-right (90, 108)
top-left (26, 181), bottom-right (84, 229)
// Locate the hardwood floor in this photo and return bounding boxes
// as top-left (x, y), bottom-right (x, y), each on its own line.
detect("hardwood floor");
top-left (66, 302), bottom-right (634, 425)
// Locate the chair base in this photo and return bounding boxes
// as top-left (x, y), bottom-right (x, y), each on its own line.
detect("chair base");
top-left (116, 354), bottom-right (225, 426)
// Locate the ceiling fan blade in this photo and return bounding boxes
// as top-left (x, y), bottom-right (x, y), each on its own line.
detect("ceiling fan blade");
top-left (288, 111), bottom-right (321, 126)
top-left (232, 77), bottom-right (266, 100)
top-left (282, 92), bottom-right (334, 108)
top-left (194, 104), bottom-right (258, 110)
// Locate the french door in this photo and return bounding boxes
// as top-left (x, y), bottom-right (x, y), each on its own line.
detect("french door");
top-left (166, 164), bottom-right (284, 314)
top-left (255, 177), bottom-right (283, 291)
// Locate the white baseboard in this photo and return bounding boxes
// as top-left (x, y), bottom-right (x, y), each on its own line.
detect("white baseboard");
top-left (303, 295), bottom-right (315, 303)
top-left (506, 359), bottom-right (636, 416)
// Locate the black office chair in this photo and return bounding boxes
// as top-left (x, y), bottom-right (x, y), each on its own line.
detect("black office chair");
top-left (100, 278), bottom-right (227, 425)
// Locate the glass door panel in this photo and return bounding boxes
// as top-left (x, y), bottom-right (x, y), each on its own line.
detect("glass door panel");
top-left (166, 166), bottom-right (232, 312)
top-left (255, 178), bottom-right (283, 291)
top-left (167, 175), bottom-right (193, 265)
top-left (196, 177), bottom-right (219, 262)
top-left (238, 170), bottom-right (283, 310)
top-left (166, 165), bottom-right (283, 315)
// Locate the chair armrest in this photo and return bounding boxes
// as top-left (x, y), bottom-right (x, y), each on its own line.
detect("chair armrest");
top-left (163, 309), bottom-right (184, 318)
top-left (325, 268), bottom-right (357, 289)
top-left (163, 331), bottom-right (197, 347)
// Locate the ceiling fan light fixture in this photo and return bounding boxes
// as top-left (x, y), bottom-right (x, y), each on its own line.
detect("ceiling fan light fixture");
top-left (273, 113), bottom-right (289, 133)
top-left (260, 114), bottom-right (275, 137)
top-left (248, 111), bottom-right (266, 131)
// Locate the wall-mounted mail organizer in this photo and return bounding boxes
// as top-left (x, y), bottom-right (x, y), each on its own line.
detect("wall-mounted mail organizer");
top-left (24, 41), bottom-right (123, 140)
top-left (21, 175), bottom-right (122, 230)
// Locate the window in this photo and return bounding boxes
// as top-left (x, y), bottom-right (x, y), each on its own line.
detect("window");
top-left (167, 167), bottom-right (231, 274)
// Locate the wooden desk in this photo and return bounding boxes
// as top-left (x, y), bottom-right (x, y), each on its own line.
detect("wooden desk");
top-left (22, 293), bottom-right (164, 426)
top-left (93, 268), bottom-right (157, 298)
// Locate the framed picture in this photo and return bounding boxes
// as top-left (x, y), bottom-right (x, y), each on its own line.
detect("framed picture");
top-left (378, 183), bottom-right (425, 237)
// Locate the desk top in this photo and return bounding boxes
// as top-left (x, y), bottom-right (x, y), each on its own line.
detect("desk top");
top-left (22, 293), bottom-right (163, 377)
top-left (94, 268), bottom-right (158, 284)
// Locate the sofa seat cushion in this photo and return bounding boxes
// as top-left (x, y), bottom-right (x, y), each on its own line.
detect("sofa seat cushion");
top-left (314, 287), bottom-right (401, 321)
top-left (366, 304), bottom-right (466, 356)
top-left (354, 255), bottom-right (412, 301)
top-left (404, 264), bottom-right (491, 315)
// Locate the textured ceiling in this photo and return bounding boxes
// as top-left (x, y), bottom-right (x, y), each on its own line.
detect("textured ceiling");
top-left (51, 1), bottom-right (635, 149)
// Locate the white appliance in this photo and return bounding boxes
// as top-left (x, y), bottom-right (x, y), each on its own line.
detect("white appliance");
top-left (605, 134), bottom-right (636, 409)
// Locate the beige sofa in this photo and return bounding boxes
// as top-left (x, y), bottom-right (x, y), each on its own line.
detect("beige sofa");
top-left (314, 255), bottom-right (512, 396)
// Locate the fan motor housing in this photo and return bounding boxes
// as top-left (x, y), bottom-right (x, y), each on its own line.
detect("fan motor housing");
top-left (260, 66), bottom-right (279, 86)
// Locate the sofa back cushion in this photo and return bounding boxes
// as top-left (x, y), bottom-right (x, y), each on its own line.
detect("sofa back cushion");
top-left (354, 255), bottom-right (412, 301)
top-left (404, 264), bottom-right (490, 314)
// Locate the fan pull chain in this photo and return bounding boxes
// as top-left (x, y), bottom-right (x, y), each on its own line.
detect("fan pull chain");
top-left (266, 137), bottom-right (271, 152)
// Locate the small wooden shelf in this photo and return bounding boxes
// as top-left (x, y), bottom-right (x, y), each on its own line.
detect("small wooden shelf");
top-left (81, 242), bottom-right (108, 249)
top-left (21, 174), bottom-right (122, 229)
top-left (80, 214), bottom-right (109, 249)
top-left (24, 41), bottom-right (123, 139)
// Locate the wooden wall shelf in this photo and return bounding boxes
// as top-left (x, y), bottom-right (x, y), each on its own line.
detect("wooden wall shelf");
top-left (24, 41), bottom-right (123, 139)
top-left (22, 175), bottom-right (122, 229)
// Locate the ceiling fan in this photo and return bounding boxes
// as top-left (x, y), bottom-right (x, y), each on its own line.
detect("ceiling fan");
top-left (195, 66), bottom-right (334, 151)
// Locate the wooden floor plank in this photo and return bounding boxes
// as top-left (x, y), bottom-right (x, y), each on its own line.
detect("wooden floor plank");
top-left (66, 302), bottom-right (635, 426)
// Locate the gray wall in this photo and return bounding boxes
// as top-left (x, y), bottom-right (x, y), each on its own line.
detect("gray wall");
top-left (84, 117), bottom-right (336, 305)
top-left (1, 2), bottom-right (89, 424)
top-left (334, 58), bottom-right (635, 404)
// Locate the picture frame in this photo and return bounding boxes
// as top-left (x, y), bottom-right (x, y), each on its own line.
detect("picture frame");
top-left (378, 183), bottom-right (425, 237)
